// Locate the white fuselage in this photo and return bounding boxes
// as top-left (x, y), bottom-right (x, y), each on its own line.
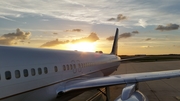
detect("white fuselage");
top-left (0, 46), bottom-right (120, 101)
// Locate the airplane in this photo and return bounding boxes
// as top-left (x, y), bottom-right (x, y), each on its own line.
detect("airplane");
top-left (0, 28), bottom-right (180, 101)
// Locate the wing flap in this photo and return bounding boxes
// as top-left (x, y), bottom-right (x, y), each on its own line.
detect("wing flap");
top-left (60, 69), bottom-right (180, 93)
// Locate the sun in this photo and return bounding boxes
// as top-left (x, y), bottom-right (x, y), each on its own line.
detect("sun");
top-left (68, 42), bottom-right (96, 52)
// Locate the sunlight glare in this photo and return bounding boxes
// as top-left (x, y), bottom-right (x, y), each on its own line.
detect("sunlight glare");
top-left (69, 42), bottom-right (96, 52)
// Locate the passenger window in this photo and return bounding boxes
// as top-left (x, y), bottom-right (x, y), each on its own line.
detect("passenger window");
top-left (5, 71), bottom-right (11, 80)
top-left (78, 64), bottom-right (81, 67)
top-left (15, 70), bottom-right (20, 78)
top-left (70, 64), bottom-right (73, 70)
top-left (23, 69), bottom-right (28, 77)
top-left (31, 68), bottom-right (36, 76)
top-left (54, 66), bottom-right (58, 72)
top-left (73, 64), bottom-right (76, 68)
top-left (44, 67), bottom-right (48, 74)
top-left (38, 68), bottom-right (42, 75)
top-left (63, 65), bottom-right (66, 71)
top-left (67, 65), bottom-right (69, 70)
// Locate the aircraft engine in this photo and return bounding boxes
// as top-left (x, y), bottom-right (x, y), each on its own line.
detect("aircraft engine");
top-left (114, 83), bottom-right (148, 101)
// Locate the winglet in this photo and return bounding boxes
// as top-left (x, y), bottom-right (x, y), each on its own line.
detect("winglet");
top-left (110, 28), bottom-right (119, 55)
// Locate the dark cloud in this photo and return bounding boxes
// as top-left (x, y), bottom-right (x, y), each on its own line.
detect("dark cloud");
top-left (106, 31), bottom-right (139, 41)
top-left (71, 32), bottom-right (99, 43)
top-left (53, 32), bottom-right (58, 35)
top-left (106, 36), bottom-right (114, 41)
top-left (145, 38), bottom-right (151, 41)
top-left (119, 32), bottom-right (131, 39)
top-left (2, 28), bottom-right (31, 40)
top-left (117, 14), bottom-right (127, 21)
top-left (0, 28), bottom-right (31, 45)
top-left (132, 31), bottom-right (139, 34)
top-left (107, 14), bottom-right (127, 22)
top-left (40, 39), bottom-right (69, 47)
top-left (156, 23), bottom-right (179, 31)
top-left (107, 18), bottom-right (116, 21)
top-left (65, 29), bottom-right (83, 32)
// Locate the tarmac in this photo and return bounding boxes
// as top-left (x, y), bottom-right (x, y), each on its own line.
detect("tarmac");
top-left (71, 60), bottom-right (180, 101)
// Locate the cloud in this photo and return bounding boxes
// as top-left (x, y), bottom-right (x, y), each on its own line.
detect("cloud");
top-left (117, 14), bottom-right (127, 21)
top-left (40, 32), bottom-right (99, 47)
top-left (138, 19), bottom-right (147, 28)
top-left (119, 32), bottom-right (132, 39)
top-left (145, 38), bottom-right (151, 41)
top-left (2, 28), bottom-right (31, 40)
top-left (1, 1), bottom-right (180, 27)
top-left (107, 18), bottom-right (116, 21)
top-left (65, 29), bottom-right (83, 32)
top-left (53, 32), bottom-right (58, 35)
top-left (64, 0), bottom-right (85, 7)
top-left (0, 28), bottom-right (31, 45)
top-left (71, 32), bottom-right (99, 43)
top-left (141, 46), bottom-right (152, 48)
top-left (0, 38), bottom-right (15, 45)
top-left (156, 23), bottom-right (179, 31)
top-left (106, 36), bottom-right (114, 41)
top-left (106, 31), bottom-right (139, 41)
top-left (40, 39), bottom-right (69, 47)
top-left (0, 16), bottom-right (16, 22)
top-left (132, 31), bottom-right (139, 34)
top-left (107, 14), bottom-right (127, 22)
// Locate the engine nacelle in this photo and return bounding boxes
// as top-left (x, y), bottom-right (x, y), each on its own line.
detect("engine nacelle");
top-left (115, 90), bottom-right (148, 101)
top-left (115, 83), bottom-right (148, 101)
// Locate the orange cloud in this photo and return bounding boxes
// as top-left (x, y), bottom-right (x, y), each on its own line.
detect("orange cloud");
top-left (71, 32), bottom-right (99, 43)
top-left (40, 32), bottom-right (99, 47)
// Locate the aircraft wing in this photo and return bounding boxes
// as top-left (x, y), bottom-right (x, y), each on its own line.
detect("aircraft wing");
top-left (59, 69), bottom-right (180, 93)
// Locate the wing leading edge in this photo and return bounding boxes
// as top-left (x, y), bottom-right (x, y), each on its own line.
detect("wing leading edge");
top-left (58, 69), bottom-right (180, 93)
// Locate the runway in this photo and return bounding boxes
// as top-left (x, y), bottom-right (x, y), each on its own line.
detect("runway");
top-left (112, 60), bottom-right (180, 101)
top-left (71, 60), bottom-right (180, 101)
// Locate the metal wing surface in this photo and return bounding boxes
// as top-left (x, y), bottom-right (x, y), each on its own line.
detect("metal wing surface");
top-left (60, 69), bottom-right (180, 93)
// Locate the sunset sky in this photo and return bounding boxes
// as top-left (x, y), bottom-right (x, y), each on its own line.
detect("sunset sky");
top-left (0, 0), bottom-right (180, 55)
